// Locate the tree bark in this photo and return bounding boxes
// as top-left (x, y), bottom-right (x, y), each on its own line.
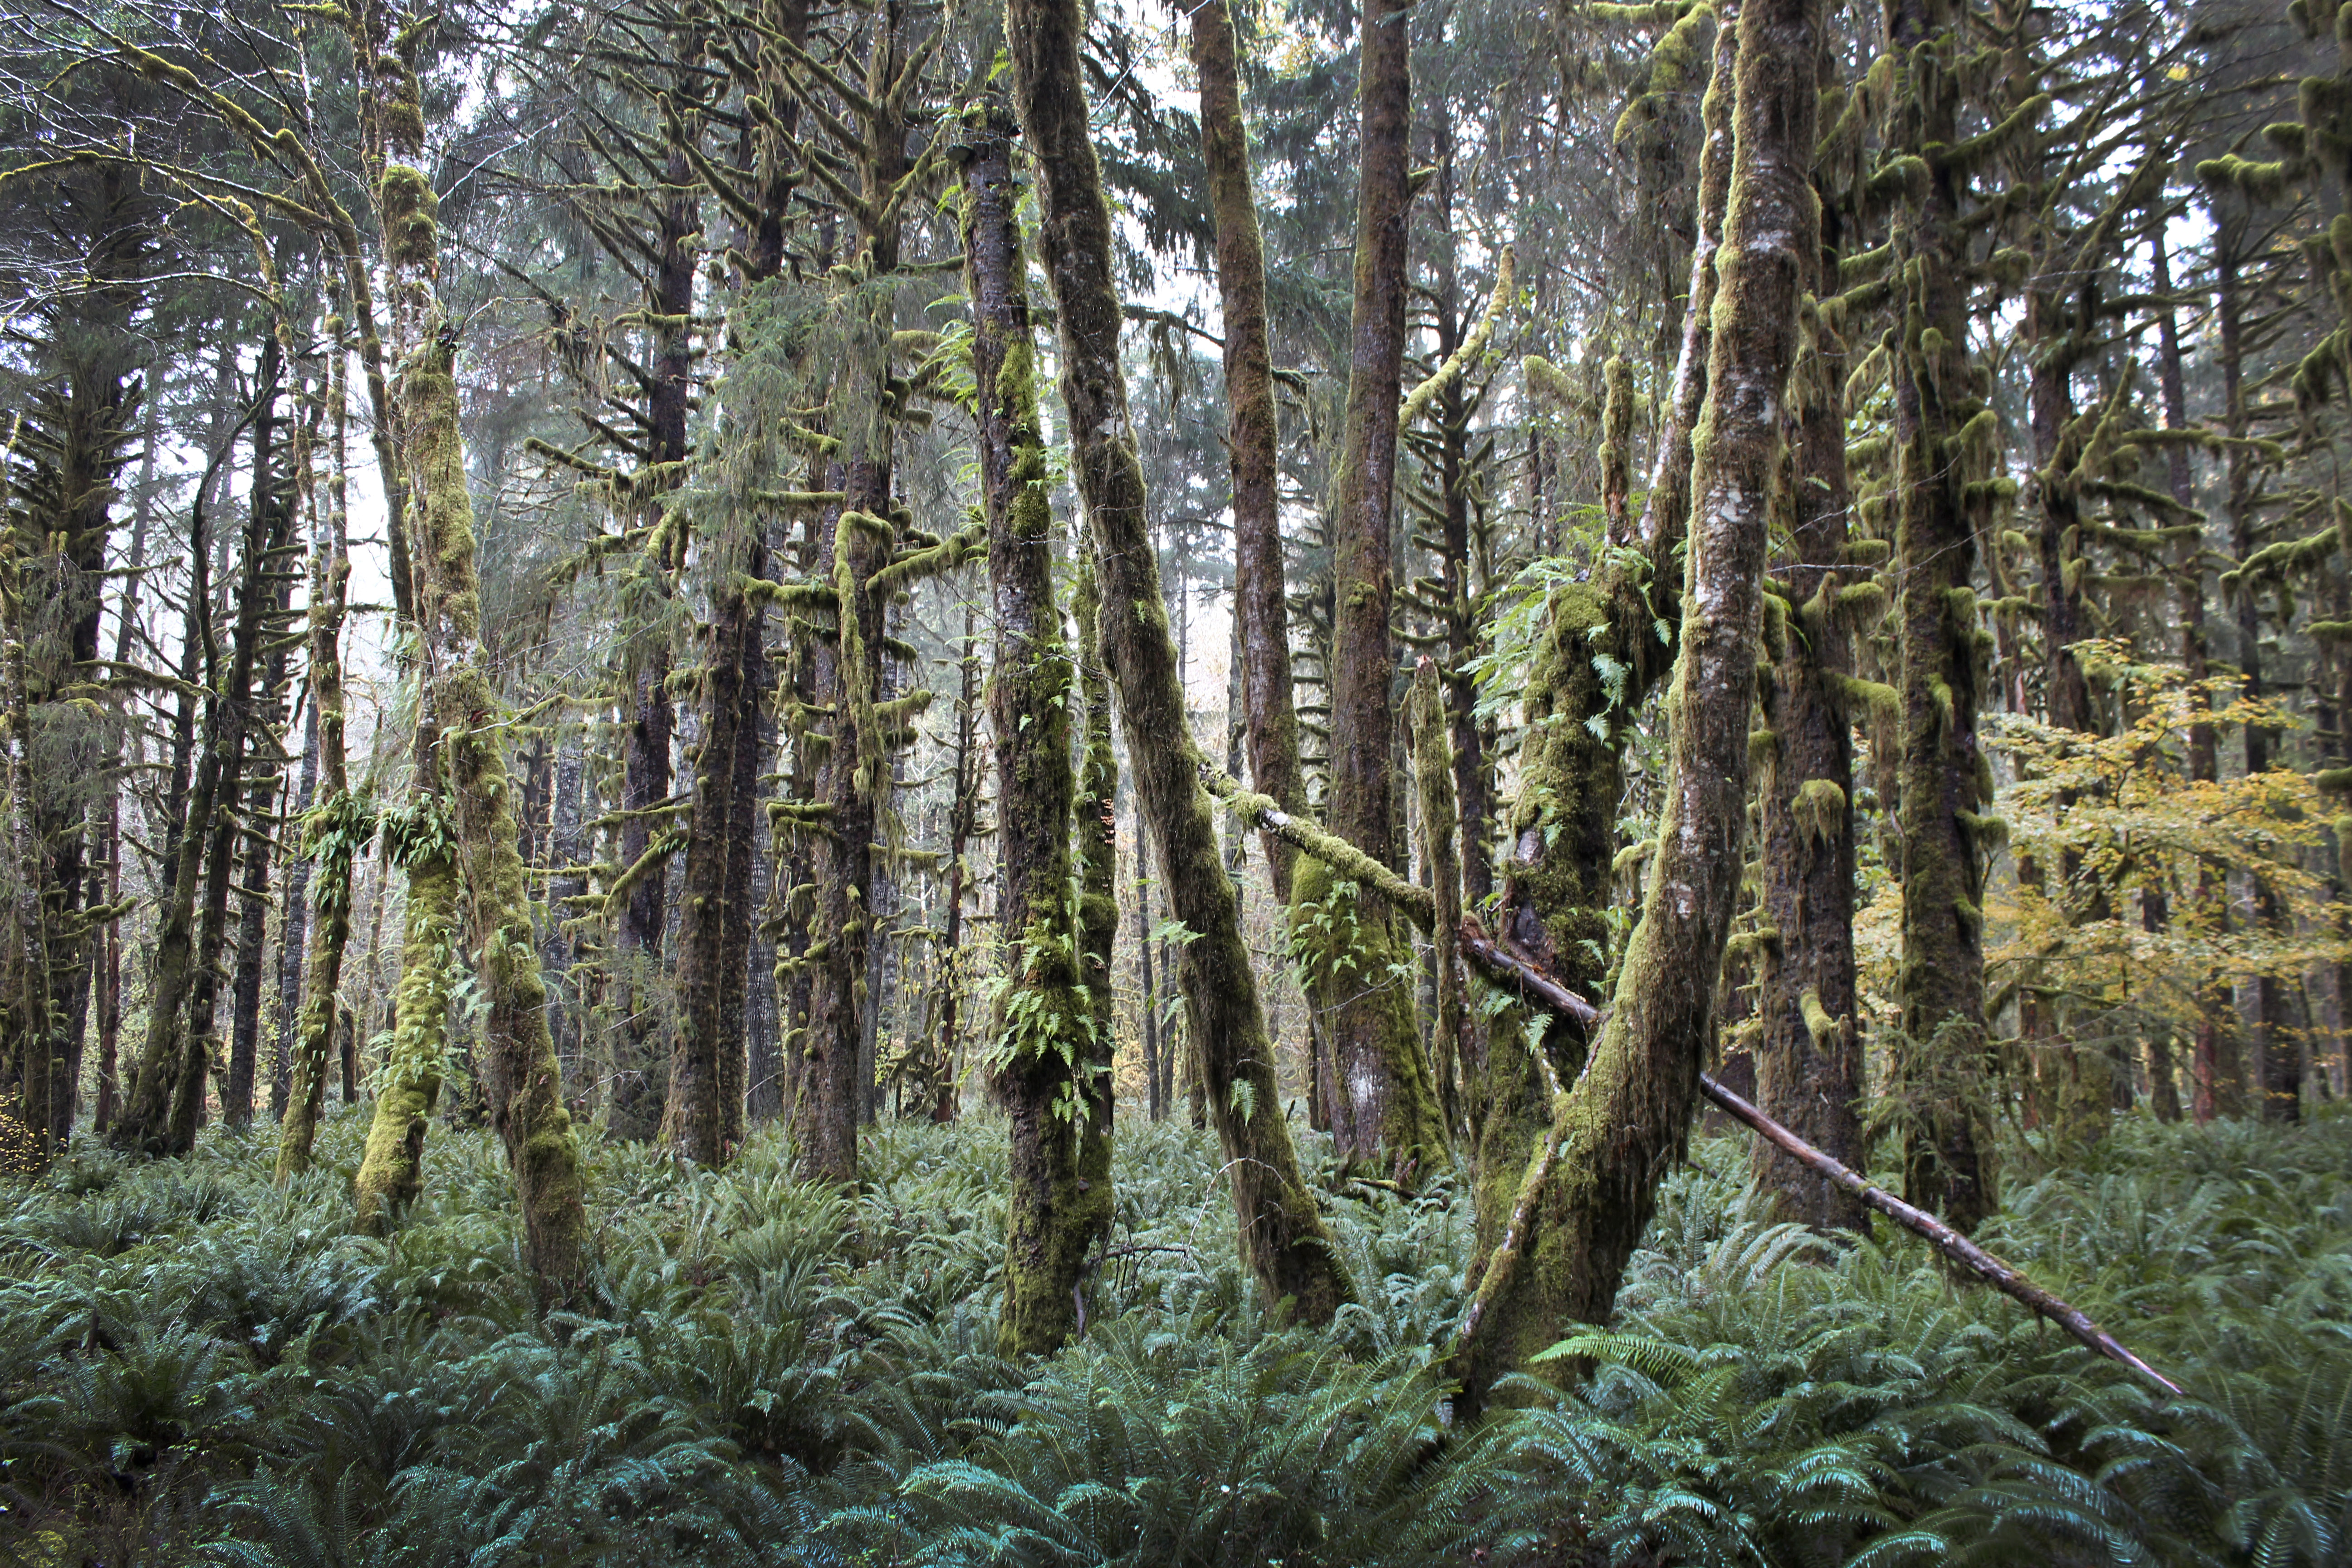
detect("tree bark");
top-left (277, 305), bottom-right (362, 1182)
top-left (1309, 0), bottom-right (1446, 1168)
top-left (390, 328), bottom-right (592, 1298)
top-left (1464, 0), bottom-right (1739, 1366)
top-left (963, 104), bottom-right (1115, 1352)
top-left (1009, 0), bottom-right (1354, 1321)
top-left (117, 338), bottom-right (286, 1155)
top-left (1752, 116), bottom-right (1864, 1230)
top-left (1889, 0), bottom-right (1995, 1226)
top-left (1453, 0), bottom-right (1816, 1405)
top-left (1189, 0), bottom-right (1303, 904)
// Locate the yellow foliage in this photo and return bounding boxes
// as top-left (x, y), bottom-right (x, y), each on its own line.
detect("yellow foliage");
top-left (1980, 644), bottom-right (2352, 1039)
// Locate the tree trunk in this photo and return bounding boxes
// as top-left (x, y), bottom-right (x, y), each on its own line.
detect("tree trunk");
top-left (277, 310), bottom-right (361, 1182)
top-left (1009, 0), bottom-right (1354, 1321)
top-left (93, 382), bottom-right (162, 1133)
top-left (392, 328), bottom-right (592, 1298)
top-left (1189, 0), bottom-right (1302, 904)
top-left (965, 103), bottom-right (1115, 1352)
top-left (1890, 0), bottom-right (1995, 1226)
top-left (1454, 0), bottom-right (1816, 1404)
top-left (1752, 118), bottom-right (1864, 1230)
top-left (1308, 0), bottom-right (1446, 1168)
top-left (226, 483), bottom-right (300, 1127)
top-left (117, 339), bottom-right (287, 1154)
top-left (1464, 0), bottom-right (1738, 1367)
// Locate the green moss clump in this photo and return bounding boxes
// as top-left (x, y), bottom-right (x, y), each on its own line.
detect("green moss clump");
top-left (379, 165), bottom-right (439, 271)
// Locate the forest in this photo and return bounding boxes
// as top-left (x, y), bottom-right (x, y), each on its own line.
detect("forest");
top-left (2, 0), bottom-right (2351, 1556)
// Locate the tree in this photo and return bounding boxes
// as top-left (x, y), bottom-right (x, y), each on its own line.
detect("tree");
top-left (1008, 0), bottom-right (1353, 1322)
top-left (1455, 0), bottom-right (1821, 1404)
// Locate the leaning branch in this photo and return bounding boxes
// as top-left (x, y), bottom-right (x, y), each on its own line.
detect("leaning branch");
top-left (1205, 768), bottom-right (1434, 923)
top-left (1698, 1072), bottom-right (2181, 1395)
top-left (1456, 924), bottom-right (2179, 1392)
top-left (1217, 760), bottom-right (2178, 1395)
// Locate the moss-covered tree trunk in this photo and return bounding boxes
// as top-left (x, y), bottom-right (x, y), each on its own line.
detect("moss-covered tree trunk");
top-left (1308, 0), bottom-right (1446, 1170)
top-left (1009, 0), bottom-right (1352, 1322)
top-left (1462, 0), bottom-right (1738, 1372)
top-left (0, 420), bottom-right (55, 1166)
top-left (1455, 0), bottom-right (1816, 1405)
top-left (1889, 0), bottom-right (1995, 1227)
top-left (2150, 232), bottom-right (2209, 1124)
top-left (662, 554), bottom-right (754, 1165)
top-left (355, 65), bottom-right (591, 1283)
top-left (278, 308), bottom-right (363, 1182)
top-left (963, 105), bottom-right (1114, 1352)
top-left (1073, 554), bottom-right (1121, 1153)
top-left (1752, 146), bottom-right (1864, 1230)
top-left (1408, 659), bottom-right (1468, 1137)
top-left (1189, 0), bottom-right (1302, 902)
top-left (716, 609), bottom-right (767, 1150)
top-left (606, 147), bottom-right (697, 1144)
top-left (397, 328), bottom-right (592, 1296)
top-left (789, 9), bottom-right (911, 1182)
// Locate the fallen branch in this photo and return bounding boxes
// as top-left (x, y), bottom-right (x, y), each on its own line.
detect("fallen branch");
top-left (1214, 764), bottom-right (2180, 1395)
top-left (1698, 1071), bottom-right (2181, 1396)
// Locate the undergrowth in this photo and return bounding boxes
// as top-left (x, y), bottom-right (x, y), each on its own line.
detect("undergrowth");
top-left (0, 1107), bottom-right (2345, 1565)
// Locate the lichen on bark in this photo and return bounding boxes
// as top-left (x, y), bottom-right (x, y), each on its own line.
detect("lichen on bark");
top-left (392, 328), bottom-right (592, 1299)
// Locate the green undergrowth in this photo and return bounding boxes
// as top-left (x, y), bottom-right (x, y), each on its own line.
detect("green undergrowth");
top-left (0, 1107), bottom-right (2346, 1565)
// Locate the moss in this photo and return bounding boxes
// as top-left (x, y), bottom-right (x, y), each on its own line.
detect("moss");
top-left (1288, 858), bottom-right (1446, 1170)
top-left (1835, 673), bottom-right (1902, 729)
top-left (1835, 580), bottom-right (1888, 624)
top-left (2198, 154), bottom-right (2293, 204)
top-left (378, 165), bottom-right (438, 272)
top-left (1799, 987), bottom-right (1839, 1048)
top-left (353, 842), bottom-right (456, 1233)
top-left (1789, 778), bottom-right (1846, 846)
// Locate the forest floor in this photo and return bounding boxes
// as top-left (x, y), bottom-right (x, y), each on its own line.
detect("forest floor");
top-left (0, 1103), bottom-right (2346, 1565)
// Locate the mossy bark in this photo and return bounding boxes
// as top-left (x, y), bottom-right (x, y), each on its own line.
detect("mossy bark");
top-left (398, 331), bottom-right (592, 1298)
top-left (355, 833), bottom-right (454, 1229)
top-left (1888, 0), bottom-right (1994, 1227)
top-left (1008, 0), bottom-right (1353, 1323)
top-left (1455, 0), bottom-right (1817, 1406)
top-left (964, 106), bottom-right (1114, 1353)
top-left (275, 327), bottom-right (360, 1179)
top-left (606, 135), bottom-right (699, 1145)
top-left (1409, 661), bottom-right (1469, 1137)
top-left (1312, 0), bottom-right (1446, 1170)
top-left (1074, 560), bottom-right (1121, 1139)
top-left (1752, 140), bottom-right (1864, 1230)
top-left (662, 555), bottom-right (755, 1165)
top-left (792, 14), bottom-right (912, 1181)
top-left (0, 420), bottom-right (55, 1171)
top-left (1465, 2), bottom-right (1740, 1354)
top-left (1190, 0), bottom-right (1302, 901)
top-left (657, 93), bottom-right (750, 1165)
